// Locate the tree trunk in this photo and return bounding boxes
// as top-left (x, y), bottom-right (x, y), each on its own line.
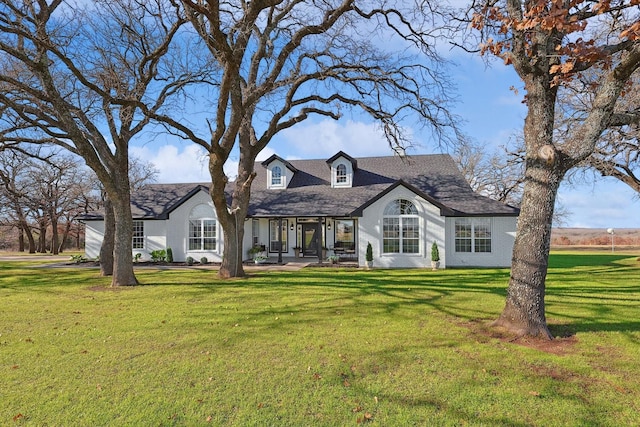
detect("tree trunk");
top-left (493, 161), bottom-right (563, 339)
top-left (494, 71), bottom-right (562, 340)
top-left (20, 220), bottom-right (36, 254)
top-left (210, 146), bottom-right (256, 279)
top-left (109, 195), bottom-right (138, 286)
top-left (58, 219), bottom-right (73, 254)
top-left (18, 228), bottom-right (24, 252)
top-left (38, 222), bottom-right (47, 253)
top-left (100, 198), bottom-right (115, 276)
top-left (218, 212), bottom-right (246, 279)
top-left (50, 215), bottom-right (59, 254)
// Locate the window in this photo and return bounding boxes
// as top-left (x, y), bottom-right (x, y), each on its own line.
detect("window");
top-left (382, 199), bottom-right (419, 254)
top-left (188, 204), bottom-right (217, 251)
top-left (455, 218), bottom-right (491, 253)
top-left (336, 164), bottom-right (347, 184)
top-left (189, 219), bottom-right (217, 251)
top-left (132, 220), bottom-right (144, 249)
top-left (252, 219), bottom-right (260, 247)
top-left (269, 219), bottom-right (288, 252)
top-left (271, 166), bottom-right (282, 186)
top-left (335, 219), bottom-right (355, 251)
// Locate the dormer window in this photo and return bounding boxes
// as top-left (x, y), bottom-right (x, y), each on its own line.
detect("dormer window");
top-left (262, 155), bottom-right (297, 189)
top-left (272, 166), bottom-right (282, 186)
top-left (327, 151), bottom-right (357, 188)
top-left (336, 164), bottom-right (347, 184)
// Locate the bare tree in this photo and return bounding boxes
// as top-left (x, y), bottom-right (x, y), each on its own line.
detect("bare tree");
top-left (28, 154), bottom-right (94, 254)
top-left (151, 0), bottom-right (457, 278)
top-left (0, 148), bottom-right (100, 254)
top-left (0, 1), bottom-right (191, 285)
top-left (451, 136), bottom-right (524, 207)
top-left (462, 1), bottom-right (640, 338)
top-left (0, 149), bottom-right (38, 252)
top-left (559, 73), bottom-right (640, 193)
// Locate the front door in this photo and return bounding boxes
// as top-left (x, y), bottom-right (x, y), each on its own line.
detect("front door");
top-left (302, 223), bottom-right (319, 256)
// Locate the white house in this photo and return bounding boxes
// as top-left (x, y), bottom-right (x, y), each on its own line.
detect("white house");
top-left (83, 152), bottom-right (519, 268)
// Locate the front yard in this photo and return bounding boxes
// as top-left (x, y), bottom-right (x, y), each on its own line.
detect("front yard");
top-left (1, 252), bottom-right (639, 425)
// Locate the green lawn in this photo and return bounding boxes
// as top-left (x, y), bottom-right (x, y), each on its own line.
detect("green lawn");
top-left (1, 252), bottom-right (639, 426)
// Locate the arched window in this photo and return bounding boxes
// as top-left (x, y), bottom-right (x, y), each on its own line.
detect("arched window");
top-left (336, 164), bottom-right (347, 183)
top-left (383, 199), bottom-right (419, 253)
top-left (271, 166), bottom-right (282, 186)
top-left (188, 204), bottom-right (217, 251)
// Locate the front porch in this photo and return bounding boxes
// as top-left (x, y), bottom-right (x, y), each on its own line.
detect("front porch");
top-left (248, 216), bottom-right (359, 264)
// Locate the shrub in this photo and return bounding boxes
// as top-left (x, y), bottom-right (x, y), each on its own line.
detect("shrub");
top-left (366, 242), bottom-right (373, 262)
top-left (69, 254), bottom-right (86, 264)
top-left (166, 248), bottom-right (173, 263)
top-left (431, 242), bottom-right (440, 262)
top-left (150, 249), bottom-right (166, 263)
top-left (200, 257), bottom-right (208, 265)
top-left (133, 253), bottom-right (142, 263)
top-left (186, 256), bottom-right (194, 266)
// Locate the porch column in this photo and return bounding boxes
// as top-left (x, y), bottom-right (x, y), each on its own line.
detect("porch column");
top-left (277, 217), bottom-right (283, 264)
top-left (317, 217), bottom-right (323, 264)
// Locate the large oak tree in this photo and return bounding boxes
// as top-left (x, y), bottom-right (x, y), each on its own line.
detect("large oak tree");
top-left (0, 0), bottom-right (193, 285)
top-left (465, 0), bottom-right (640, 338)
top-left (155, 0), bottom-right (457, 278)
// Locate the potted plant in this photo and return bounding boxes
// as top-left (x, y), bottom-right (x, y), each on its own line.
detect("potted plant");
top-left (254, 255), bottom-right (268, 264)
top-left (365, 242), bottom-right (373, 269)
top-left (327, 254), bottom-right (339, 264)
top-left (248, 245), bottom-right (262, 260)
top-left (431, 241), bottom-right (440, 270)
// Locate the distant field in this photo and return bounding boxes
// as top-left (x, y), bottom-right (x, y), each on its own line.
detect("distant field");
top-left (551, 227), bottom-right (640, 251)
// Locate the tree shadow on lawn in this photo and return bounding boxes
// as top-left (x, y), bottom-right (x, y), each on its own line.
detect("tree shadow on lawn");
top-left (548, 253), bottom-right (636, 268)
top-left (182, 268), bottom-right (636, 351)
top-left (137, 266), bottom-right (640, 339)
top-left (8, 261), bottom-right (638, 351)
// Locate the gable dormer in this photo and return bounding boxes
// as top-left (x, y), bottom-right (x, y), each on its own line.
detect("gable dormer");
top-left (326, 151), bottom-right (357, 188)
top-left (261, 154), bottom-right (298, 189)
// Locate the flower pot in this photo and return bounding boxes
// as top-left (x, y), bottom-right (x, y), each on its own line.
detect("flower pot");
top-left (431, 260), bottom-right (440, 270)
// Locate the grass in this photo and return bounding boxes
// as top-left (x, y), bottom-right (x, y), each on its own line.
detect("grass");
top-left (1, 251), bottom-right (639, 426)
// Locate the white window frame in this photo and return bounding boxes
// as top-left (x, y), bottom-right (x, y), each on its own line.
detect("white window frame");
top-left (132, 220), bottom-right (145, 249)
top-left (454, 218), bottom-right (492, 253)
top-left (332, 161), bottom-right (352, 187)
top-left (269, 219), bottom-right (288, 253)
top-left (382, 199), bottom-right (420, 254)
top-left (189, 219), bottom-right (217, 251)
top-left (271, 165), bottom-right (282, 186)
top-left (188, 204), bottom-right (217, 252)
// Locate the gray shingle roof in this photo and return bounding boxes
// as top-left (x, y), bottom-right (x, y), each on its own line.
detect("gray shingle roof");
top-left (84, 153), bottom-right (519, 220)
top-left (248, 153), bottom-right (519, 217)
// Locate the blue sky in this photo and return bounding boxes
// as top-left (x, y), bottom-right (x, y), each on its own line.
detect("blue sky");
top-left (130, 54), bottom-right (639, 230)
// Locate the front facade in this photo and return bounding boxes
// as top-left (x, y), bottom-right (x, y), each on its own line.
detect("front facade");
top-left (83, 152), bottom-right (519, 268)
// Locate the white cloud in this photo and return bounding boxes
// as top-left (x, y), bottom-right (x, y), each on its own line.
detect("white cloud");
top-left (277, 119), bottom-right (404, 159)
top-left (131, 144), bottom-right (209, 183)
top-left (130, 144), bottom-right (280, 184)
